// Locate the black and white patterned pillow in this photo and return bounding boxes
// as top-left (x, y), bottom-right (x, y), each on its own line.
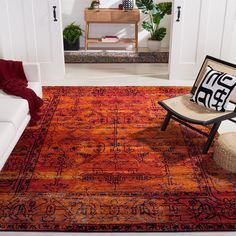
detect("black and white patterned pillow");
top-left (191, 66), bottom-right (236, 112)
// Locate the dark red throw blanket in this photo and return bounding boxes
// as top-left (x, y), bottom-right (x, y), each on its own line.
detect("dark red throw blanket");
top-left (0, 59), bottom-right (43, 124)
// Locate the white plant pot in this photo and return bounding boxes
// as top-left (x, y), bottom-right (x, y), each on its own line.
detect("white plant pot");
top-left (147, 40), bottom-right (161, 51)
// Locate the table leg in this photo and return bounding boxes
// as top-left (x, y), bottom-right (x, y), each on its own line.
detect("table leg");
top-left (85, 22), bottom-right (89, 50)
top-left (135, 23), bottom-right (138, 51)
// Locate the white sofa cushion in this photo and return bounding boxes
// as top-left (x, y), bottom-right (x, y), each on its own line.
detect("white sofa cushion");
top-left (0, 82), bottom-right (42, 98)
top-left (0, 99), bottom-right (29, 131)
top-left (0, 122), bottom-right (15, 159)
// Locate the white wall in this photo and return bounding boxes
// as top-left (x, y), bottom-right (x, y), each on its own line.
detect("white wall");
top-left (0, 36), bottom-right (3, 58)
top-left (221, 0), bottom-right (236, 64)
top-left (61, 0), bottom-right (172, 49)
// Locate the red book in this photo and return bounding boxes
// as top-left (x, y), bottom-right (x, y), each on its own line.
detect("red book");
top-left (101, 35), bottom-right (119, 42)
top-left (104, 36), bottom-right (119, 39)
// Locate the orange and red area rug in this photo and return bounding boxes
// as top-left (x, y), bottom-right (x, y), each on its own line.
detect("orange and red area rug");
top-left (0, 86), bottom-right (236, 232)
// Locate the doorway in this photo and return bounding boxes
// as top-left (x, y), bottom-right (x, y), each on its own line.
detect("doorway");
top-left (61, 0), bottom-right (171, 64)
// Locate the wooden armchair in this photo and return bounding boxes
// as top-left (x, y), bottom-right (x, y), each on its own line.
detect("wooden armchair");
top-left (159, 56), bottom-right (236, 154)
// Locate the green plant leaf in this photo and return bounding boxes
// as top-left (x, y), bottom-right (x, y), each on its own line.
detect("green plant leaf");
top-left (142, 21), bottom-right (153, 33)
top-left (136, 1), bottom-right (172, 41)
top-left (153, 13), bottom-right (161, 25)
top-left (156, 2), bottom-right (172, 18)
top-left (136, 0), bottom-right (154, 14)
top-left (63, 22), bottom-right (83, 44)
top-left (152, 27), bottom-right (166, 41)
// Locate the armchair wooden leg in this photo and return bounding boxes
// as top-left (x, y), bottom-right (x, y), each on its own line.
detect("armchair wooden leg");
top-left (203, 122), bottom-right (221, 154)
top-left (161, 112), bottom-right (172, 131)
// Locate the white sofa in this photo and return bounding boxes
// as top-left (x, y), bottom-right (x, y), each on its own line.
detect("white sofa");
top-left (0, 63), bottom-right (42, 170)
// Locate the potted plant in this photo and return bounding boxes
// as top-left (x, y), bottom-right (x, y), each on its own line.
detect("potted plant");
top-left (136, 0), bottom-right (172, 51)
top-left (89, 0), bottom-right (100, 10)
top-left (63, 22), bottom-right (83, 51)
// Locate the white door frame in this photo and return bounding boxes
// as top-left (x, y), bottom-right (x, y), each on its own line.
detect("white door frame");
top-left (0, 0), bottom-right (65, 81)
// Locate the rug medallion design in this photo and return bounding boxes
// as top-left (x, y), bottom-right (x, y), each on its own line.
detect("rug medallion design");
top-left (0, 87), bottom-right (236, 232)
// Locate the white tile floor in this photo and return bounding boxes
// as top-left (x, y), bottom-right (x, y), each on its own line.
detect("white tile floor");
top-left (44, 63), bottom-right (174, 86)
top-left (4, 64), bottom-right (234, 236)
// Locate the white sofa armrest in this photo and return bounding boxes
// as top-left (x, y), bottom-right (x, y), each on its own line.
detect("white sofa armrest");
top-left (23, 63), bottom-right (41, 83)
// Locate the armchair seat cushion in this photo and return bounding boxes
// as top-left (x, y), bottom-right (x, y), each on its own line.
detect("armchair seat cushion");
top-left (0, 99), bottom-right (29, 131)
top-left (160, 94), bottom-right (233, 124)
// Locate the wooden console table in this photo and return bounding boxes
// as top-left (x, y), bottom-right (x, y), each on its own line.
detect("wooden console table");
top-left (84, 8), bottom-right (140, 50)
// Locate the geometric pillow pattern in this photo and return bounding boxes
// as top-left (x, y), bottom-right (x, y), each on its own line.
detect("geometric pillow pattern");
top-left (192, 66), bottom-right (236, 112)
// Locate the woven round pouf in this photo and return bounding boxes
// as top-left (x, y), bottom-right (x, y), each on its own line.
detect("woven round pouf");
top-left (214, 132), bottom-right (236, 173)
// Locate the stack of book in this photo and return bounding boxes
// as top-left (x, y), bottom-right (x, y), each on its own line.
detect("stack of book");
top-left (101, 36), bottom-right (119, 43)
